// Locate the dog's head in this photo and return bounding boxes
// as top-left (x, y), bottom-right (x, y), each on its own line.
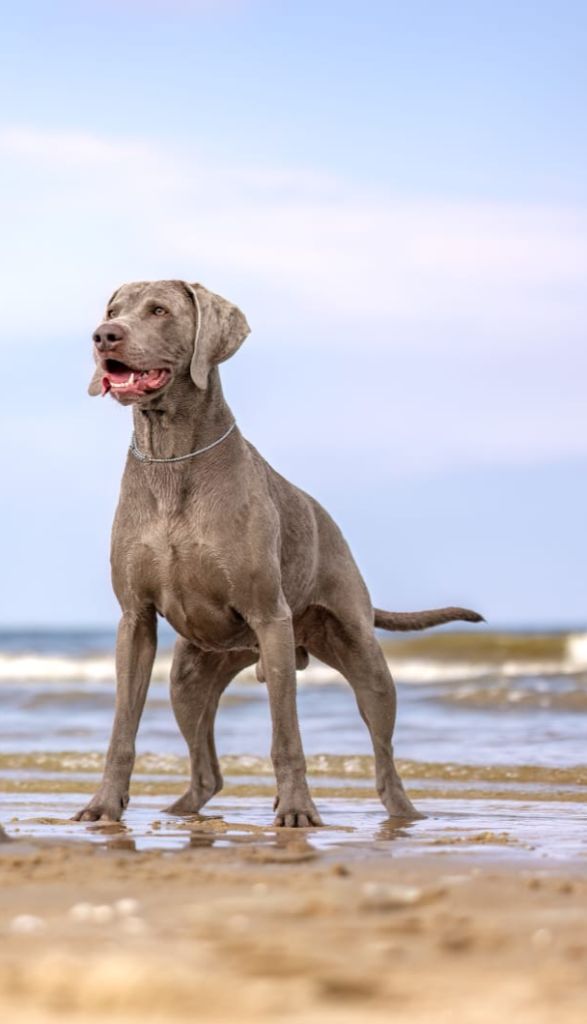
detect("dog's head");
top-left (89, 280), bottom-right (250, 404)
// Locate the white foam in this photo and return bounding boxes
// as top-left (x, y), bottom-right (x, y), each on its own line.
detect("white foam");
top-left (297, 657), bottom-right (584, 687)
top-left (0, 653), bottom-right (172, 683)
top-left (566, 633), bottom-right (587, 671)
top-left (0, 636), bottom-right (585, 686)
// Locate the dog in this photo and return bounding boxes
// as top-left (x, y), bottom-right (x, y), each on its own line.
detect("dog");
top-left (75, 280), bottom-right (482, 827)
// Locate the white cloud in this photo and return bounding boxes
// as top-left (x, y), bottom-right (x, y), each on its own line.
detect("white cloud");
top-left (0, 127), bottom-right (144, 166)
top-left (1, 124), bottom-right (586, 344)
top-left (1, 124), bottom-right (586, 473)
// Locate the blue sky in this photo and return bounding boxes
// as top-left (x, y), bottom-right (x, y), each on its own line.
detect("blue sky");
top-left (1, 0), bottom-right (585, 626)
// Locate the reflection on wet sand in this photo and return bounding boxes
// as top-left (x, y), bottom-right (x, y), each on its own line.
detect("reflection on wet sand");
top-left (3, 790), bottom-right (586, 863)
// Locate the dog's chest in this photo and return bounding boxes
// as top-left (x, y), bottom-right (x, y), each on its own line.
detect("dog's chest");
top-left (114, 517), bottom-right (251, 650)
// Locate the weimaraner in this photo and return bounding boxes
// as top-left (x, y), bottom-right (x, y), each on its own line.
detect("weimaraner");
top-left (75, 280), bottom-right (482, 827)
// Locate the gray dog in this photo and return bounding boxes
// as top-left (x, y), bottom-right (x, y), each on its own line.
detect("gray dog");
top-left (76, 280), bottom-right (482, 827)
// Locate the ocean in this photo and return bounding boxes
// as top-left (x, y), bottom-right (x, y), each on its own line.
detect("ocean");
top-left (1, 626), bottom-right (586, 859)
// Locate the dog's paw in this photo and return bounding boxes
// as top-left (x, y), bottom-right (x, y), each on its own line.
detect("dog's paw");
top-left (163, 790), bottom-right (207, 816)
top-left (164, 774), bottom-right (222, 816)
top-left (379, 783), bottom-right (424, 821)
top-left (72, 794), bottom-right (126, 823)
top-left (273, 795), bottom-right (323, 828)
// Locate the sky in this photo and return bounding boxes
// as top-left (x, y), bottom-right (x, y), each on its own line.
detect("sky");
top-left (0, 0), bottom-right (586, 627)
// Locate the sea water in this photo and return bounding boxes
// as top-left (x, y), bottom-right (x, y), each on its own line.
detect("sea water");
top-left (0, 626), bottom-right (586, 860)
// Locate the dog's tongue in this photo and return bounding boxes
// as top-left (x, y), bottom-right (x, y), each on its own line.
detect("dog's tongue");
top-left (100, 368), bottom-right (169, 397)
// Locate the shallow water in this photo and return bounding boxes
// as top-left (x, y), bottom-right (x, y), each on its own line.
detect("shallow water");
top-left (3, 793), bottom-right (587, 863)
top-left (0, 627), bottom-right (586, 861)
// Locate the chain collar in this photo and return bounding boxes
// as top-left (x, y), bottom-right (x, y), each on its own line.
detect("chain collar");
top-left (129, 421), bottom-right (237, 464)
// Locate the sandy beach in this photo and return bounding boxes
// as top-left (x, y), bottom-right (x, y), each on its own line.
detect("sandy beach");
top-left (1, 627), bottom-right (586, 1021)
top-left (1, 820), bottom-right (587, 1024)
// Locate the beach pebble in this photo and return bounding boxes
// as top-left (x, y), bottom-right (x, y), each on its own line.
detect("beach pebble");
top-left (68, 902), bottom-right (94, 922)
top-left (532, 928), bottom-right (553, 950)
top-left (68, 902), bottom-right (115, 924)
top-left (114, 898), bottom-right (141, 917)
top-left (251, 883), bottom-right (268, 896)
top-left (92, 905), bottom-right (115, 924)
top-left (120, 915), bottom-right (147, 936)
top-left (360, 882), bottom-right (441, 910)
top-left (441, 929), bottom-right (474, 953)
top-left (331, 863), bottom-right (351, 877)
top-left (10, 914), bottom-right (46, 934)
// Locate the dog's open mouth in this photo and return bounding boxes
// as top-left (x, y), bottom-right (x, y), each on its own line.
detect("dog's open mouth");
top-left (101, 360), bottom-right (171, 398)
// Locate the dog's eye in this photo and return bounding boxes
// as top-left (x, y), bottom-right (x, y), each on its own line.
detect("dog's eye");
top-left (152, 306), bottom-right (167, 317)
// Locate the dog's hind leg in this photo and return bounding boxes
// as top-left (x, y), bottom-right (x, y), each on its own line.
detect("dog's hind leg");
top-left (164, 640), bottom-right (255, 816)
top-left (305, 612), bottom-right (421, 820)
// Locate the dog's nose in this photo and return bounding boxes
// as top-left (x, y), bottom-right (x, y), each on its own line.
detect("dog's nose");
top-left (93, 321), bottom-right (127, 352)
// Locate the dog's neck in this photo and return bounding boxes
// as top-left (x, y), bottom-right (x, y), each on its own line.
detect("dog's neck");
top-left (130, 368), bottom-right (235, 462)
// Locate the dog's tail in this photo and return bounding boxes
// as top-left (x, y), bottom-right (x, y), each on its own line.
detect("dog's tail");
top-left (374, 606), bottom-right (484, 632)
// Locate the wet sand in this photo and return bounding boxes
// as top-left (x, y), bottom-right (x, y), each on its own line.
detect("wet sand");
top-left (1, 808), bottom-right (587, 1024)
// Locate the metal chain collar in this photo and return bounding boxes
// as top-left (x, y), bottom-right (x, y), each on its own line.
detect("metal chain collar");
top-left (129, 421), bottom-right (237, 464)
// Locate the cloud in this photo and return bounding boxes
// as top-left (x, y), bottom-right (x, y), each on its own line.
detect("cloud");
top-left (1, 123), bottom-right (586, 475)
top-left (1, 124), bottom-right (586, 345)
top-left (0, 127), bottom-right (145, 166)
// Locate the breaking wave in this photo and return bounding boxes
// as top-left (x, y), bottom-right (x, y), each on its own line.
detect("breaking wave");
top-left (1, 750), bottom-right (586, 784)
top-left (0, 630), bottom-right (586, 685)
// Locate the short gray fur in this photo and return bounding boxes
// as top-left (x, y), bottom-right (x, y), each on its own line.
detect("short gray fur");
top-left (75, 279), bottom-right (482, 827)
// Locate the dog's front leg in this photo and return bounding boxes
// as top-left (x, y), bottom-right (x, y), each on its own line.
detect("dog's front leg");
top-left (73, 609), bottom-right (157, 822)
top-left (255, 611), bottom-right (322, 827)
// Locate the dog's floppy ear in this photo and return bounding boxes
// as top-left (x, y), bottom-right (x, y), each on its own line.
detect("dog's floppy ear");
top-left (88, 361), bottom-right (103, 396)
top-left (188, 283), bottom-right (250, 390)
